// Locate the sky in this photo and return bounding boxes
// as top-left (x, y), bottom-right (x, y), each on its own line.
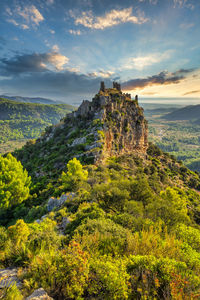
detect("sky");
top-left (0, 0), bottom-right (200, 104)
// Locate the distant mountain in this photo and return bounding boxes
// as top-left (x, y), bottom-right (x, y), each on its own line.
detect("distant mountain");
top-left (0, 97), bottom-right (75, 153)
top-left (0, 95), bottom-right (63, 105)
top-left (164, 104), bottom-right (200, 120)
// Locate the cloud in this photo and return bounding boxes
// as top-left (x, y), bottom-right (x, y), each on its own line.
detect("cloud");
top-left (69, 29), bottom-right (82, 35)
top-left (6, 5), bottom-right (44, 29)
top-left (0, 70), bottom-right (113, 102)
top-left (47, 52), bottom-right (69, 70)
top-left (88, 70), bottom-right (114, 78)
top-left (180, 23), bottom-right (194, 29)
top-left (122, 51), bottom-right (173, 70)
top-left (70, 7), bottom-right (148, 30)
top-left (7, 19), bottom-right (19, 26)
top-left (172, 68), bottom-right (195, 75)
top-left (122, 69), bottom-right (194, 91)
top-left (47, 0), bottom-right (54, 5)
top-left (173, 0), bottom-right (194, 9)
top-left (52, 44), bottom-right (59, 52)
top-left (0, 66), bottom-right (197, 103)
top-left (0, 51), bottom-right (69, 75)
top-left (21, 24), bottom-right (29, 30)
top-left (5, 7), bottom-right (12, 16)
top-left (183, 90), bottom-right (200, 96)
top-left (149, 0), bottom-right (158, 4)
top-left (17, 5), bottom-right (44, 26)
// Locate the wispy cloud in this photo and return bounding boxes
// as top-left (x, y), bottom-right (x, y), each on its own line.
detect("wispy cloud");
top-left (47, 0), bottom-right (54, 5)
top-left (173, 0), bottom-right (194, 9)
top-left (69, 29), bottom-right (82, 35)
top-left (6, 5), bottom-right (44, 29)
top-left (180, 23), bottom-right (194, 29)
top-left (122, 50), bottom-right (173, 70)
top-left (183, 90), bottom-right (200, 96)
top-left (17, 5), bottom-right (44, 26)
top-left (70, 7), bottom-right (148, 30)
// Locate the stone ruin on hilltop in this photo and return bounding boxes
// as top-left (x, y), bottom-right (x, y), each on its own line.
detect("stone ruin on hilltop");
top-left (66, 81), bottom-right (148, 162)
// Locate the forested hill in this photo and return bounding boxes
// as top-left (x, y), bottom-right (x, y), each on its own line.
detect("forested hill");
top-left (0, 98), bottom-right (75, 152)
top-left (164, 104), bottom-right (200, 120)
top-left (0, 94), bottom-right (61, 105)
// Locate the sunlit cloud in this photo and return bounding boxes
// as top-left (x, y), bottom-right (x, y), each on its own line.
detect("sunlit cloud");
top-left (70, 7), bottom-right (148, 30)
top-left (17, 5), bottom-right (44, 26)
top-left (0, 51), bottom-right (69, 74)
top-left (121, 50), bottom-right (173, 70)
top-left (122, 69), bottom-right (195, 90)
top-left (21, 24), bottom-right (29, 30)
top-left (6, 5), bottom-right (44, 29)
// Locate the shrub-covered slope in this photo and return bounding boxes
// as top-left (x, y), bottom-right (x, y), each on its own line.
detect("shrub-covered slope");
top-left (1, 84), bottom-right (200, 299)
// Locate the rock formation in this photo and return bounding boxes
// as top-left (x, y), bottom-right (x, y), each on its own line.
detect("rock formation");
top-left (66, 82), bottom-right (148, 162)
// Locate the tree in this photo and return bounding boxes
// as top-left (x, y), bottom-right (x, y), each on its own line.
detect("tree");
top-left (0, 153), bottom-right (31, 209)
top-left (61, 158), bottom-right (88, 191)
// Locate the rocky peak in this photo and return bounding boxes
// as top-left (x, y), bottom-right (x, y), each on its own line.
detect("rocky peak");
top-left (65, 82), bottom-right (148, 162)
top-left (15, 82), bottom-right (148, 178)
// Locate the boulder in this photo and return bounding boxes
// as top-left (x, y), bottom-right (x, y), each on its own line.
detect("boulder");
top-left (0, 268), bottom-right (21, 288)
top-left (26, 288), bottom-right (53, 299)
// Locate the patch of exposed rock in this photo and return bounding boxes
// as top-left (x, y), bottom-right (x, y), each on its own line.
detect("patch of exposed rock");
top-left (0, 268), bottom-right (21, 289)
top-left (47, 193), bottom-right (75, 212)
top-left (26, 288), bottom-right (53, 300)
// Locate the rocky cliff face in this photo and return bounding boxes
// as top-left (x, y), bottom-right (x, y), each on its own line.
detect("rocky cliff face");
top-left (15, 82), bottom-right (148, 178)
top-left (65, 82), bottom-right (148, 162)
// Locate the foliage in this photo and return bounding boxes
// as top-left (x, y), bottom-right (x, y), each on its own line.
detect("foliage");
top-left (60, 157), bottom-right (88, 191)
top-left (0, 153), bottom-right (31, 209)
top-left (0, 97), bottom-right (74, 153)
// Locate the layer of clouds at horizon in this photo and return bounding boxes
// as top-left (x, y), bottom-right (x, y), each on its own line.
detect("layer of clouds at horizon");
top-left (0, 0), bottom-right (200, 103)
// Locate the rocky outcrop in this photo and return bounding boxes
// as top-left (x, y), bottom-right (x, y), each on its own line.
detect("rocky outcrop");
top-left (66, 82), bottom-right (148, 162)
top-left (26, 288), bottom-right (53, 300)
top-left (0, 268), bottom-right (21, 289)
top-left (16, 82), bottom-right (148, 178)
top-left (47, 193), bottom-right (75, 212)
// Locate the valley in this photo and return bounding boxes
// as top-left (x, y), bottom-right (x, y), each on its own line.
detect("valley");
top-left (143, 103), bottom-right (200, 173)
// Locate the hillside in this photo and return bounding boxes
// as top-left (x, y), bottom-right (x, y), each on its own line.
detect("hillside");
top-left (1, 83), bottom-right (200, 299)
top-left (144, 104), bottom-right (200, 173)
top-left (0, 95), bottom-right (62, 105)
top-left (0, 98), bottom-right (75, 153)
top-left (164, 104), bottom-right (200, 120)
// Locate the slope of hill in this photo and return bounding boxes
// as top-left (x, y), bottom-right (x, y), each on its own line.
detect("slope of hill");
top-left (144, 104), bottom-right (200, 173)
top-left (164, 104), bottom-right (200, 120)
top-left (1, 83), bottom-right (200, 299)
top-left (0, 95), bottom-right (62, 105)
top-left (0, 98), bottom-right (75, 153)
